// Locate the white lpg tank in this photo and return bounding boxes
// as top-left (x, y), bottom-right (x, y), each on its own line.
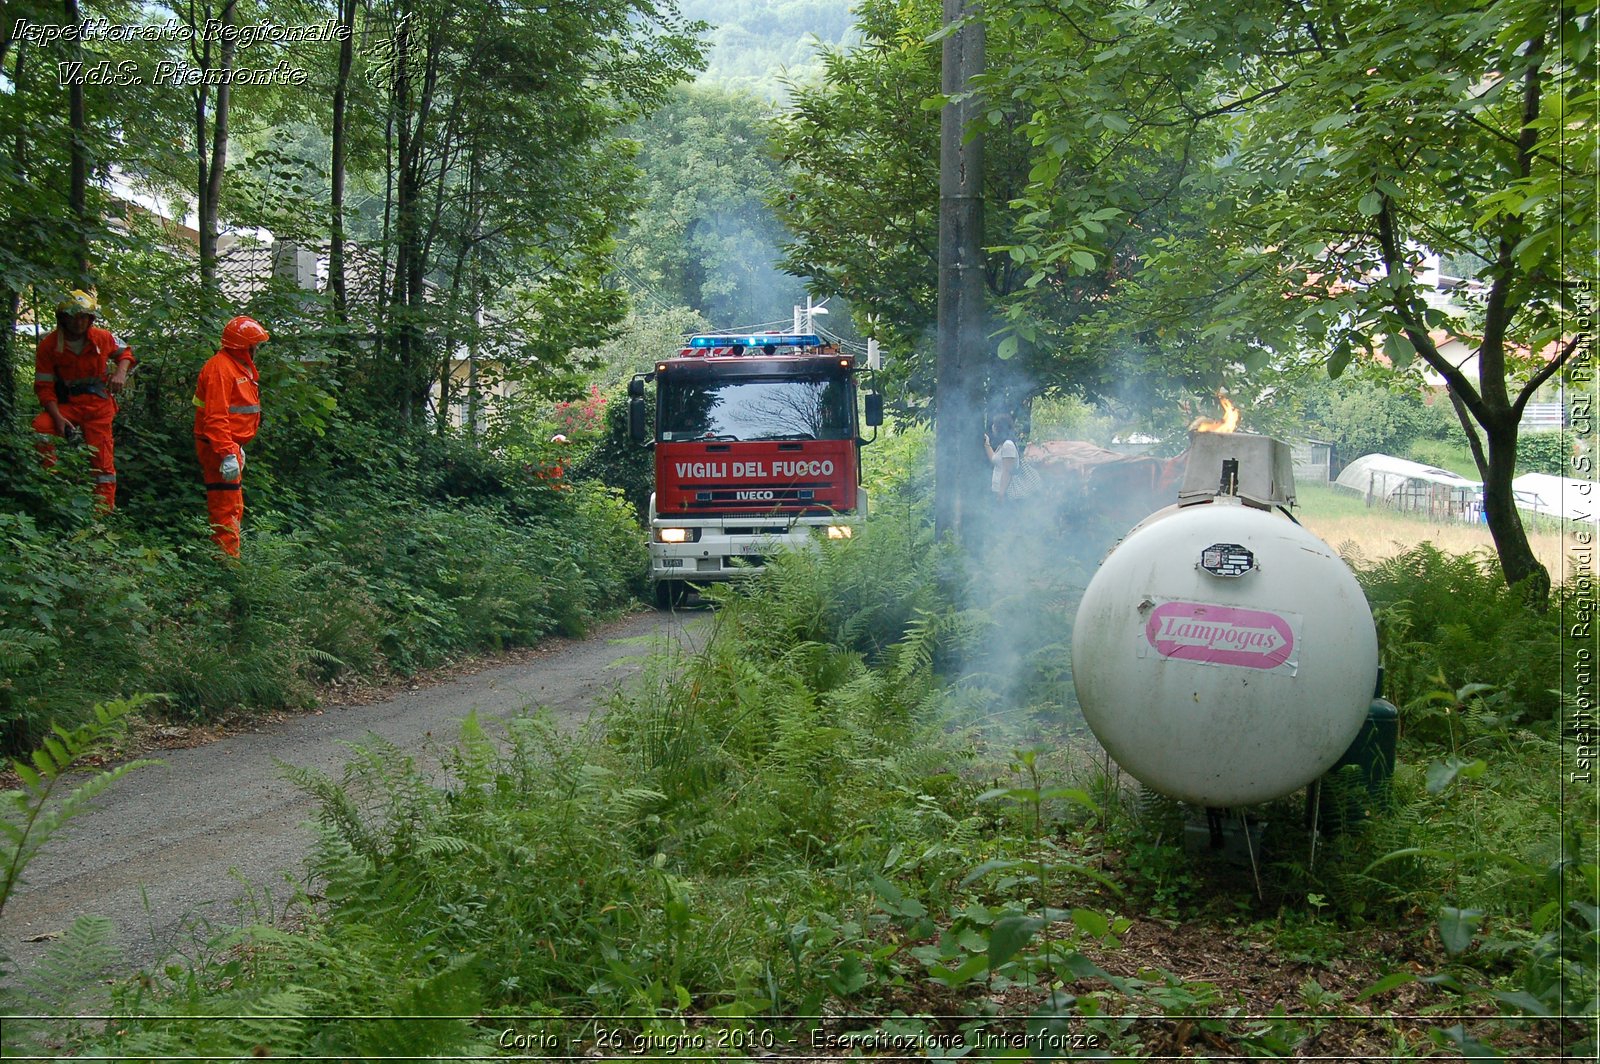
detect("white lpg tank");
top-left (1072, 435), bottom-right (1378, 808)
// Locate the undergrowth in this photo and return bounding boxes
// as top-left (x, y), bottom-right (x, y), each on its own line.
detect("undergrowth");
top-left (0, 430), bottom-right (645, 754)
top-left (1, 500), bottom-right (1592, 1058)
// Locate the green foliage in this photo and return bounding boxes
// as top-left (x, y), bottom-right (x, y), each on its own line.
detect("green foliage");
top-left (910, 749), bottom-right (1111, 1004)
top-left (1407, 437), bottom-right (1483, 479)
top-left (28, 506), bottom-right (995, 1058)
top-left (679, 0), bottom-right (858, 100)
top-left (9, 473), bottom-right (1589, 1059)
top-left (1027, 395), bottom-right (1117, 447)
top-left (614, 85), bottom-right (806, 325)
top-left (1358, 544), bottom-right (1563, 722)
top-left (0, 512), bottom-right (157, 750)
top-left (1300, 375), bottom-right (1449, 463)
top-left (1347, 733), bottom-right (1597, 1055)
top-left (1167, 0), bottom-right (1590, 591)
top-left (1516, 432), bottom-right (1569, 477)
top-left (859, 422), bottom-right (934, 510)
top-left (0, 419), bottom-right (647, 752)
top-left (767, 0), bottom-right (946, 415)
top-left (0, 697), bottom-right (158, 929)
top-left (571, 380), bottom-right (657, 524)
top-left (771, 0), bottom-right (1269, 432)
top-left (1, 519), bottom-right (959, 1054)
top-left (714, 501), bottom-right (961, 664)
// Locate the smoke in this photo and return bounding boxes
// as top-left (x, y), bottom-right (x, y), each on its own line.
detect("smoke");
top-left (692, 206), bottom-right (808, 329)
top-left (954, 482), bottom-right (1133, 733)
top-left (933, 343), bottom-right (1184, 751)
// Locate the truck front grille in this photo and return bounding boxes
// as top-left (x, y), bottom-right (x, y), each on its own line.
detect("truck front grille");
top-left (689, 486), bottom-right (824, 507)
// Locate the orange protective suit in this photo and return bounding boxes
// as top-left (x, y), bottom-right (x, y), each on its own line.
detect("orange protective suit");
top-left (193, 346), bottom-right (261, 556)
top-left (32, 326), bottom-right (135, 509)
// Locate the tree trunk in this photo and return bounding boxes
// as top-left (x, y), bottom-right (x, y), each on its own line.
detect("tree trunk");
top-left (392, 9), bottom-right (418, 423)
top-left (196, 1), bottom-right (236, 301)
top-left (1403, 321), bottom-right (1556, 605)
top-left (329, 0), bottom-right (358, 326)
top-left (1375, 41), bottom-right (1559, 606)
top-left (435, 242), bottom-right (470, 437)
top-left (373, 58), bottom-right (395, 371)
top-left (933, 0), bottom-right (986, 545)
top-left (466, 140), bottom-right (483, 444)
top-left (65, 0), bottom-right (89, 277)
top-left (1476, 414), bottom-right (1549, 602)
top-left (0, 45), bottom-right (27, 421)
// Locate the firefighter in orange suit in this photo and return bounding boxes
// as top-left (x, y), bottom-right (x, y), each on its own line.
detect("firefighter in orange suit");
top-left (31, 290), bottom-right (135, 509)
top-left (193, 316), bottom-right (267, 556)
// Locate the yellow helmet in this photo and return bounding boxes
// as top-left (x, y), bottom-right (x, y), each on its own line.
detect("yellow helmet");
top-left (56, 289), bottom-right (98, 316)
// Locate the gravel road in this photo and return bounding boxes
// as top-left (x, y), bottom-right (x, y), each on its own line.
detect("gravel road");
top-left (1, 607), bottom-right (706, 982)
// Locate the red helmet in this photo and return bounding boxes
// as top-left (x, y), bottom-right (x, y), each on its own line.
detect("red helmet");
top-left (222, 316), bottom-right (270, 350)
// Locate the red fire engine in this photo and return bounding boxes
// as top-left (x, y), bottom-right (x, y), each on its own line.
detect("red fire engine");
top-left (628, 333), bottom-right (882, 608)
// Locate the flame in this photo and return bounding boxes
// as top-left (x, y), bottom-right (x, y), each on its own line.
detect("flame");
top-left (1192, 394), bottom-right (1240, 434)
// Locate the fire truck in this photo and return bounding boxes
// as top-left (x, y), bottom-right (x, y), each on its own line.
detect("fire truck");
top-left (628, 332), bottom-right (882, 608)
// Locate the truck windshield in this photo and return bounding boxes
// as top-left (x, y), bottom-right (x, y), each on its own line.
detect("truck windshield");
top-left (659, 375), bottom-right (855, 442)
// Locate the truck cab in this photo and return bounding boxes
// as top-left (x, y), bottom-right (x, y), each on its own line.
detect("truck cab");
top-left (629, 333), bottom-right (881, 608)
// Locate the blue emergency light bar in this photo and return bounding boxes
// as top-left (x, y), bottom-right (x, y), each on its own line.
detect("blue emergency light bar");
top-left (686, 334), bottom-right (822, 348)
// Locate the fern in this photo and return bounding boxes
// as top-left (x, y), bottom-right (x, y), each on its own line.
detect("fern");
top-left (0, 696), bottom-right (160, 924)
top-left (1, 913), bottom-right (122, 1040)
top-left (414, 834), bottom-right (482, 860)
top-left (0, 626), bottom-right (58, 677)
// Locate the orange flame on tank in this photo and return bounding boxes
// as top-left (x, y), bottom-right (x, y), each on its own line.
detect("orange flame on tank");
top-left (1191, 394), bottom-right (1240, 433)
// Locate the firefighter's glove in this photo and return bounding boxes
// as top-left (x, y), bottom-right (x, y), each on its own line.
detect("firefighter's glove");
top-left (61, 423), bottom-right (82, 444)
top-left (220, 454), bottom-right (242, 482)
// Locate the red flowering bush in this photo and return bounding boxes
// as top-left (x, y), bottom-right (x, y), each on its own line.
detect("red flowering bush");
top-left (551, 384), bottom-right (608, 438)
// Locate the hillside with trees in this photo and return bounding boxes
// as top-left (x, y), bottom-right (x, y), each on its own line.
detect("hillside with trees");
top-left (679, 0), bottom-right (857, 99)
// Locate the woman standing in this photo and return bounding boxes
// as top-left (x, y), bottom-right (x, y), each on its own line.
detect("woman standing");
top-left (984, 413), bottom-right (1020, 505)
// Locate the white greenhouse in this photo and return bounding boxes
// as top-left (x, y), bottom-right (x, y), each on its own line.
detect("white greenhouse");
top-left (1512, 473), bottom-right (1600, 524)
top-left (1334, 454), bottom-right (1481, 522)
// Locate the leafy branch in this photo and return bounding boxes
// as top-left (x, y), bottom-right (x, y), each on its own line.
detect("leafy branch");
top-left (0, 696), bottom-right (161, 924)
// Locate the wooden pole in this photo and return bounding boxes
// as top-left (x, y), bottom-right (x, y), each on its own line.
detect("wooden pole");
top-left (933, 0), bottom-right (986, 544)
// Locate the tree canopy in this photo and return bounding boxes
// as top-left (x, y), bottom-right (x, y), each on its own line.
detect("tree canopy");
top-left (772, 0), bottom-right (1596, 594)
top-left (613, 84), bottom-right (807, 330)
top-left (770, 0), bottom-right (1266, 428)
top-left (1, 0), bottom-right (707, 432)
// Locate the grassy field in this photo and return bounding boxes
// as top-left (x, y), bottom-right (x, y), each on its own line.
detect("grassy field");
top-left (1294, 481), bottom-right (1576, 579)
top-left (1405, 437), bottom-right (1481, 478)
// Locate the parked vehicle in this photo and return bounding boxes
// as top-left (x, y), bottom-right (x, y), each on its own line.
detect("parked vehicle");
top-left (628, 333), bottom-right (881, 608)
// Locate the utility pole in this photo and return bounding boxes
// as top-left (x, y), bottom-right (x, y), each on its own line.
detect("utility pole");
top-left (934, 0), bottom-right (986, 544)
top-left (793, 296), bottom-right (828, 334)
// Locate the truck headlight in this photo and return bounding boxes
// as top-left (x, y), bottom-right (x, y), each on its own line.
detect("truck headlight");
top-left (654, 527), bottom-right (698, 543)
top-left (825, 525), bottom-right (853, 539)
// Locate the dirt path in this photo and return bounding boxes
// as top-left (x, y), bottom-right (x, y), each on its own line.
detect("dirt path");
top-left (1, 607), bottom-right (708, 982)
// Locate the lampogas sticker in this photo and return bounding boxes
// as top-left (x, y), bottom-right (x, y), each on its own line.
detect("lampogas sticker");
top-left (1141, 599), bottom-right (1300, 673)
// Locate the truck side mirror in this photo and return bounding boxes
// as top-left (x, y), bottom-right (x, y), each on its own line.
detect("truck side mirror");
top-left (627, 377), bottom-right (645, 399)
top-left (629, 395), bottom-right (647, 444)
top-left (864, 392), bottom-right (883, 427)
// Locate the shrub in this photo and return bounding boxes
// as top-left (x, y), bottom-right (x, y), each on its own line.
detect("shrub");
top-left (1356, 544), bottom-right (1563, 724)
top-left (1301, 375), bottom-right (1438, 460)
top-left (0, 513), bottom-right (155, 749)
top-left (570, 381), bottom-right (654, 524)
top-left (0, 425), bottom-right (648, 753)
top-left (1516, 431), bottom-right (1568, 477)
